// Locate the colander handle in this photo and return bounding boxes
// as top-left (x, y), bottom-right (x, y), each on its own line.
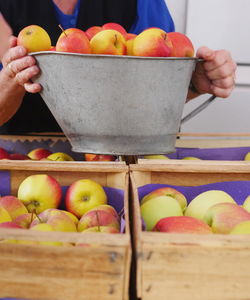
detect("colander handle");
top-left (180, 94), bottom-right (217, 125)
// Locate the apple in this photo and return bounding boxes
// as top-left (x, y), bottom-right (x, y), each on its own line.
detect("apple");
top-left (9, 153), bottom-right (30, 160)
top-left (143, 155), bottom-right (169, 160)
top-left (78, 204), bottom-right (120, 232)
top-left (133, 28), bottom-right (173, 57)
top-left (27, 148), bottom-right (52, 160)
top-left (85, 26), bottom-right (102, 40)
top-left (244, 152), bottom-right (250, 161)
top-left (229, 220), bottom-right (250, 234)
top-left (30, 223), bottom-right (63, 246)
top-left (242, 195), bottom-right (250, 212)
top-left (60, 210), bottom-right (79, 225)
top-left (90, 29), bottom-right (127, 55)
top-left (84, 153), bottom-right (116, 161)
top-left (0, 206), bottom-right (12, 223)
top-left (17, 25), bottom-right (52, 53)
top-left (141, 187), bottom-right (187, 212)
top-left (81, 226), bottom-right (119, 233)
top-left (204, 202), bottom-right (250, 234)
top-left (65, 179), bottom-right (107, 218)
top-left (13, 213), bottom-right (36, 229)
top-left (153, 216), bottom-right (212, 234)
top-left (182, 157), bottom-right (201, 160)
top-left (0, 222), bottom-right (23, 244)
top-left (140, 195), bottom-right (183, 231)
top-left (168, 32), bottom-right (194, 57)
top-left (0, 147), bottom-right (10, 159)
top-left (125, 33), bottom-right (137, 56)
top-left (102, 22), bottom-right (127, 36)
top-left (30, 208), bottom-right (77, 232)
top-left (17, 174), bottom-right (62, 214)
top-left (0, 195), bottom-right (28, 219)
top-left (56, 28), bottom-right (91, 54)
top-left (184, 190), bottom-right (236, 221)
top-left (46, 152), bottom-right (74, 161)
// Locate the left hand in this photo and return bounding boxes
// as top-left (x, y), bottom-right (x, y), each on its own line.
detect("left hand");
top-left (191, 46), bottom-right (237, 98)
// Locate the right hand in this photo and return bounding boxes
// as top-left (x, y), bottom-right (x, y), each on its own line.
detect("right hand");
top-left (1, 36), bottom-right (41, 93)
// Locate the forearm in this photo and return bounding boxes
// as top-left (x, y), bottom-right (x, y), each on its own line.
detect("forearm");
top-left (0, 68), bottom-right (25, 125)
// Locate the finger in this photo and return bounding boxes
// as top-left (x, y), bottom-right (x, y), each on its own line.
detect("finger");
top-left (212, 76), bottom-right (235, 90)
top-left (8, 36), bottom-right (18, 48)
top-left (196, 46), bottom-right (216, 61)
top-left (2, 46), bottom-right (27, 67)
top-left (8, 55), bottom-right (37, 75)
top-left (24, 82), bottom-right (42, 94)
top-left (210, 85), bottom-right (234, 98)
top-left (15, 65), bottom-right (40, 86)
top-left (206, 61), bottom-right (237, 80)
top-left (203, 50), bottom-right (236, 72)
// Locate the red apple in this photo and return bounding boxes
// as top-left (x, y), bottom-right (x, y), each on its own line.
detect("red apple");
top-left (78, 204), bottom-right (120, 232)
top-left (27, 148), bottom-right (52, 160)
top-left (0, 147), bottom-right (10, 159)
top-left (65, 179), bottom-right (107, 218)
top-left (133, 28), bottom-right (173, 57)
top-left (17, 174), bottom-right (62, 214)
top-left (13, 213), bottom-right (36, 229)
top-left (56, 28), bottom-right (91, 54)
top-left (102, 23), bottom-right (127, 36)
top-left (90, 29), bottom-right (127, 55)
top-left (9, 153), bottom-right (30, 160)
top-left (81, 226), bottom-right (119, 233)
top-left (85, 26), bottom-right (102, 40)
top-left (84, 153), bottom-right (116, 161)
top-left (168, 32), bottom-right (194, 57)
top-left (0, 196), bottom-right (28, 220)
top-left (153, 216), bottom-right (212, 234)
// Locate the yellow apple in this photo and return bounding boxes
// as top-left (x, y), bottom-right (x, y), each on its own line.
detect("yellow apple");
top-left (0, 206), bottom-right (12, 223)
top-left (184, 190), bottom-right (236, 221)
top-left (46, 152), bottom-right (74, 161)
top-left (244, 152), bottom-right (250, 161)
top-left (204, 202), bottom-right (250, 234)
top-left (17, 174), bottom-right (62, 214)
top-left (229, 220), bottom-right (250, 234)
top-left (242, 195), bottom-right (250, 212)
top-left (30, 223), bottom-right (63, 246)
top-left (90, 29), bottom-right (127, 55)
top-left (65, 179), bottom-right (107, 218)
top-left (125, 33), bottom-right (137, 56)
top-left (133, 28), bottom-right (173, 57)
top-left (0, 195), bottom-right (28, 219)
top-left (143, 155), bottom-right (169, 159)
top-left (140, 195), bottom-right (183, 231)
top-left (182, 157), bottom-right (201, 160)
top-left (17, 25), bottom-right (52, 53)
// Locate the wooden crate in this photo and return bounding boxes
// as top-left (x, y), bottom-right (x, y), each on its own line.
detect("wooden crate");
top-left (0, 161), bottom-right (130, 300)
top-left (130, 160), bottom-right (250, 300)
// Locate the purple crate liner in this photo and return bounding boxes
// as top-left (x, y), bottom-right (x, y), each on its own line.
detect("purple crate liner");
top-left (0, 171), bottom-right (125, 232)
top-left (165, 147), bottom-right (250, 160)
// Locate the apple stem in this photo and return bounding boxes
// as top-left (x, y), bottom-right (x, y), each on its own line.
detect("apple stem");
top-left (58, 24), bottom-right (67, 37)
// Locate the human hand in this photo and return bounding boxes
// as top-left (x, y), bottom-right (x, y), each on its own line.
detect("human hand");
top-left (1, 36), bottom-right (41, 93)
top-left (190, 46), bottom-right (237, 98)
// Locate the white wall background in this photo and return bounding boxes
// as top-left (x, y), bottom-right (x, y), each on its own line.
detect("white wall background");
top-left (165, 0), bottom-right (250, 133)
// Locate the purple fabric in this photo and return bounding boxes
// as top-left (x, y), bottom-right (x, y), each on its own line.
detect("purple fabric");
top-left (162, 147), bottom-right (250, 160)
top-left (0, 171), bottom-right (11, 196)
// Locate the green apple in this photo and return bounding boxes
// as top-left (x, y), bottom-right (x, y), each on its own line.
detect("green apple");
top-left (244, 152), bottom-right (250, 161)
top-left (185, 190), bottom-right (236, 221)
top-left (140, 195), bottom-right (183, 231)
top-left (17, 174), bottom-right (62, 214)
top-left (204, 202), bottom-right (250, 234)
top-left (141, 187), bottom-right (187, 212)
top-left (47, 152), bottom-right (74, 161)
top-left (65, 179), bottom-right (107, 218)
top-left (229, 220), bottom-right (250, 234)
top-left (143, 155), bottom-right (169, 159)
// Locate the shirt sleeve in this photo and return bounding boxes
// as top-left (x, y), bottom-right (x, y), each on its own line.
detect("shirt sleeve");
top-left (129, 0), bottom-right (175, 34)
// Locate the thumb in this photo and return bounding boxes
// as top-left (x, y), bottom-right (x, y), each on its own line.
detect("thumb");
top-left (196, 46), bottom-right (215, 61)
